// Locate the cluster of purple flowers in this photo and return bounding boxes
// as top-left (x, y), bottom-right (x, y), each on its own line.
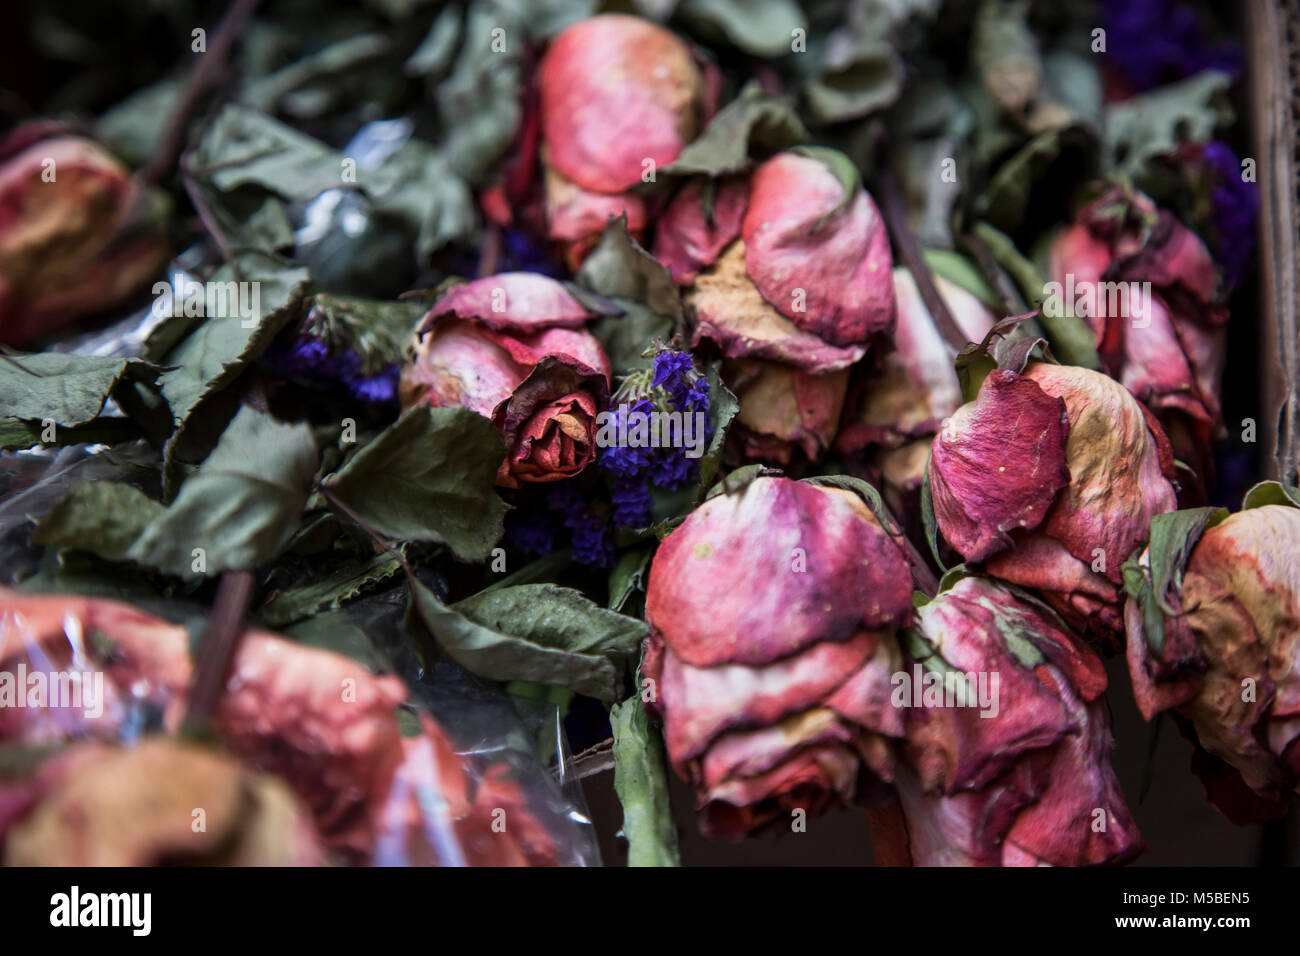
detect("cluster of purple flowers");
top-left (267, 335), bottom-right (400, 405)
top-left (503, 480), bottom-right (615, 568)
top-left (1102, 0), bottom-right (1240, 93)
top-left (1200, 141), bottom-right (1259, 291)
top-left (600, 349), bottom-right (711, 530)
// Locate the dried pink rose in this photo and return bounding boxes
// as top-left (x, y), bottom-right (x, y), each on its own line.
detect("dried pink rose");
top-left (654, 150), bottom-right (896, 464)
top-left (536, 14), bottom-right (714, 266)
top-left (930, 363), bottom-right (1178, 646)
top-left (867, 577), bottom-right (1142, 866)
top-left (1125, 500), bottom-right (1300, 823)
top-left (643, 475), bottom-right (914, 838)
top-left (1047, 185), bottom-right (1229, 493)
top-left (400, 272), bottom-right (612, 488)
top-left (0, 126), bottom-right (170, 345)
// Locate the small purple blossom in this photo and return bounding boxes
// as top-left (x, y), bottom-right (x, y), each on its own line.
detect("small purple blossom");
top-left (648, 449), bottom-right (697, 491)
top-left (611, 478), bottom-right (654, 528)
top-left (267, 334), bottom-right (399, 406)
top-left (567, 511), bottom-right (614, 568)
top-left (1102, 0), bottom-right (1241, 94)
top-left (1201, 141), bottom-right (1258, 290)
top-left (505, 511), bottom-right (556, 557)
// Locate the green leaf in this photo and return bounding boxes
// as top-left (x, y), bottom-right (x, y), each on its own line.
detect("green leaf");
top-left (408, 579), bottom-right (646, 701)
top-left (1104, 70), bottom-right (1233, 181)
top-left (1125, 506), bottom-right (1229, 653)
top-left (921, 459), bottom-right (947, 572)
top-left (664, 82), bottom-right (809, 178)
top-left (1148, 508), bottom-right (1229, 613)
top-left (258, 549), bottom-right (405, 628)
top-left (127, 406), bottom-right (319, 578)
top-left (976, 124), bottom-right (1097, 233)
top-left (610, 693), bottom-right (680, 867)
top-left (697, 363), bottom-right (738, 493)
top-left (431, 2), bottom-right (524, 184)
top-left (676, 0), bottom-right (805, 59)
top-left (156, 255), bottom-right (312, 427)
top-left (281, 609), bottom-right (390, 674)
top-left (609, 545), bottom-right (653, 612)
top-left (1242, 480), bottom-right (1300, 511)
top-left (323, 406), bottom-right (507, 562)
top-left (922, 249), bottom-right (1001, 311)
top-left (802, 42), bottom-right (902, 125)
top-left (33, 482), bottom-right (165, 562)
top-left (970, 222), bottom-right (1100, 370)
top-left (954, 341), bottom-right (998, 403)
top-left (0, 416), bottom-right (140, 452)
top-left (576, 217), bottom-right (681, 375)
top-left (370, 138), bottom-right (478, 260)
top-left (188, 104), bottom-right (350, 202)
top-left (0, 354), bottom-right (157, 427)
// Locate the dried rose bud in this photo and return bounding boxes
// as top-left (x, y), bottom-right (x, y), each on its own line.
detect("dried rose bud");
top-left (400, 272), bottom-right (612, 488)
top-left (3, 739), bottom-right (324, 866)
top-left (1125, 498), bottom-right (1300, 822)
top-left (930, 363), bottom-right (1178, 646)
top-left (654, 150), bottom-right (895, 464)
top-left (537, 14), bottom-right (713, 264)
top-left (868, 576), bottom-right (1143, 866)
top-left (836, 267), bottom-right (997, 491)
top-left (643, 475), bottom-right (914, 838)
top-left (0, 128), bottom-right (170, 345)
top-left (1048, 185), bottom-right (1229, 492)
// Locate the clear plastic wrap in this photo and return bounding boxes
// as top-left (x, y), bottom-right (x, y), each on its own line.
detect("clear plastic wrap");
top-left (0, 578), bottom-right (600, 866)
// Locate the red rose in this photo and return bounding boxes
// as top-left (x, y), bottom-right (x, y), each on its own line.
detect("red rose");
top-left (400, 272), bottom-right (612, 488)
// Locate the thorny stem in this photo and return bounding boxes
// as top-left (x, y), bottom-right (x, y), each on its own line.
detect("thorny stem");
top-left (183, 568), bottom-right (255, 729)
top-left (144, 0), bottom-right (263, 185)
top-left (872, 146), bottom-right (969, 354)
top-left (316, 481), bottom-right (414, 577)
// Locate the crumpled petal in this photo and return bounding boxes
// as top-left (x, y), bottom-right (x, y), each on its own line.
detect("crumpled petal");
top-left (539, 14), bottom-right (703, 193)
top-left (688, 241), bottom-right (867, 372)
top-left (646, 477), bottom-right (913, 668)
top-left (419, 272), bottom-right (596, 335)
top-left (930, 369), bottom-right (1071, 562)
top-left (741, 152), bottom-right (896, 347)
top-left (653, 177), bottom-right (750, 284)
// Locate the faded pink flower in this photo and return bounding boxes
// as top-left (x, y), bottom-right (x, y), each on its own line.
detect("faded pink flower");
top-left (643, 475), bottom-right (914, 838)
top-left (400, 272), bottom-right (612, 488)
top-left (1125, 501), bottom-right (1300, 823)
top-left (930, 363), bottom-right (1178, 646)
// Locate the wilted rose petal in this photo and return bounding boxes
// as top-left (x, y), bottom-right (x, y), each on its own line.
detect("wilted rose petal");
top-left (653, 177), bottom-right (750, 284)
top-left (741, 152), bottom-right (895, 348)
top-left (930, 369), bottom-right (1071, 562)
top-left (647, 477), bottom-right (913, 668)
top-left (420, 272), bottom-right (596, 334)
top-left (539, 14), bottom-right (704, 194)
